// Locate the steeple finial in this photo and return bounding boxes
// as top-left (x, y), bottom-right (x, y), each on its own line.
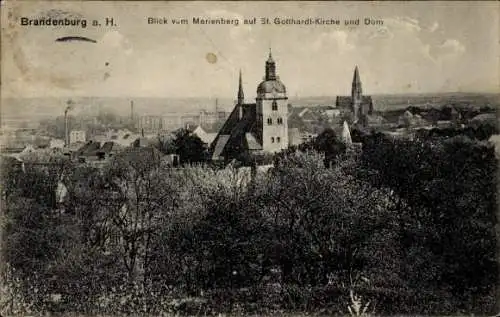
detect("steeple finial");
top-left (265, 49), bottom-right (276, 80)
top-left (353, 65), bottom-right (361, 84)
top-left (267, 46), bottom-right (274, 63)
top-left (237, 69), bottom-right (244, 105)
top-left (352, 65), bottom-right (362, 94)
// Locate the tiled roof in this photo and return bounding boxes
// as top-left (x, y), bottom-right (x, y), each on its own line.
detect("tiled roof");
top-left (211, 135), bottom-right (230, 160)
top-left (99, 141), bottom-right (125, 154)
top-left (336, 96), bottom-right (373, 109)
top-left (114, 146), bottom-right (163, 168)
top-left (79, 141), bottom-right (101, 156)
top-left (210, 102), bottom-right (261, 160)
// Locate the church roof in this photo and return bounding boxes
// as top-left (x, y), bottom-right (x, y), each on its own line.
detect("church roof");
top-left (335, 95), bottom-right (373, 108)
top-left (257, 79), bottom-right (286, 94)
top-left (210, 103), bottom-right (261, 160)
top-left (211, 135), bottom-right (230, 160)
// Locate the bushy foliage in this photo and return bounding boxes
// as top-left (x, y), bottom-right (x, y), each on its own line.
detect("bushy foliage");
top-left (173, 128), bottom-right (207, 164)
top-left (1, 132), bottom-right (497, 315)
top-left (359, 132), bottom-right (498, 314)
top-left (275, 128), bottom-right (347, 168)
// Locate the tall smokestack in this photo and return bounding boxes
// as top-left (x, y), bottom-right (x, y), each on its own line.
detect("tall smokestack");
top-left (130, 100), bottom-right (134, 122)
top-left (64, 109), bottom-right (69, 147)
top-left (64, 99), bottom-right (73, 147)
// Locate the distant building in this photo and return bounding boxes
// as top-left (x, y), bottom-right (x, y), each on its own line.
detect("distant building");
top-left (161, 115), bottom-right (182, 131)
top-left (70, 140), bottom-right (124, 164)
top-left (287, 128), bottom-right (318, 146)
top-left (301, 132), bottom-right (317, 143)
top-left (97, 129), bottom-right (140, 147)
top-left (49, 138), bottom-right (65, 149)
top-left (3, 144), bottom-right (36, 160)
top-left (187, 125), bottom-right (217, 147)
top-left (138, 111), bottom-right (229, 134)
top-left (288, 128), bottom-right (302, 146)
top-left (324, 108), bottom-right (341, 119)
top-left (137, 116), bottom-right (162, 134)
top-left (336, 66), bottom-right (374, 126)
top-left (210, 50), bottom-right (289, 161)
top-left (70, 130), bottom-right (86, 144)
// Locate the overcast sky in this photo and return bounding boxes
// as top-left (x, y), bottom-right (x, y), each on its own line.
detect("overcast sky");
top-left (2, 1), bottom-right (498, 99)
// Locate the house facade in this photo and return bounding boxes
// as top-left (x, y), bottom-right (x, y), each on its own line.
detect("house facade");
top-left (70, 130), bottom-right (87, 144)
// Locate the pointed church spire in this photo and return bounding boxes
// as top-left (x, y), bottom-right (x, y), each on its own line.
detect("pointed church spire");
top-left (353, 65), bottom-right (361, 84)
top-left (351, 66), bottom-right (363, 124)
top-left (267, 47), bottom-right (274, 62)
top-left (351, 65), bottom-right (362, 98)
top-left (237, 69), bottom-right (244, 105)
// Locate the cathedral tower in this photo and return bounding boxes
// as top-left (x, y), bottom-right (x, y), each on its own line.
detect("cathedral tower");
top-left (351, 66), bottom-right (362, 122)
top-left (256, 49), bottom-right (288, 153)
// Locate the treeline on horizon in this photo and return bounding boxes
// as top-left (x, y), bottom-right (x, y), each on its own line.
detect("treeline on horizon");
top-left (0, 124), bottom-right (498, 316)
top-left (4, 91), bottom-right (498, 129)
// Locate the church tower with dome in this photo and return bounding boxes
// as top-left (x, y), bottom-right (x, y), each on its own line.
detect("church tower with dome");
top-left (256, 49), bottom-right (289, 152)
top-left (210, 50), bottom-right (289, 162)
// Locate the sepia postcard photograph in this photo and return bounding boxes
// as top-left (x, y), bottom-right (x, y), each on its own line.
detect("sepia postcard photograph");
top-left (1, 1), bottom-right (499, 316)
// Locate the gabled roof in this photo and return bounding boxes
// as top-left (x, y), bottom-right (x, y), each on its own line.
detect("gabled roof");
top-left (211, 135), bottom-right (230, 159)
top-left (99, 141), bottom-right (125, 154)
top-left (112, 146), bottom-right (163, 170)
top-left (185, 124), bottom-right (200, 133)
top-left (288, 106), bottom-right (307, 117)
top-left (201, 133), bottom-right (217, 146)
top-left (210, 103), bottom-right (260, 160)
top-left (79, 141), bottom-right (101, 156)
top-left (64, 141), bottom-right (85, 153)
top-left (298, 108), bottom-right (309, 117)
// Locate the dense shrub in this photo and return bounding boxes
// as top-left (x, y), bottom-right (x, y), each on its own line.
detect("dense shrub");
top-left (359, 133), bottom-right (498, 314)
top-left (1, 134), bottom-right (497, 315)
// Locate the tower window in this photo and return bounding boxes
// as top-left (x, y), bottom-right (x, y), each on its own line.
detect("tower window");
top-left (277, 117), bottom-right (283, 125)
top-left (272, 100), bottom-right (278, 111)
top-left (267, 118), bottom-right (272, 125)
top-left (277, 137), bottom-right (281, 143)
top-left (271, 137), bottom-right (275, 143)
